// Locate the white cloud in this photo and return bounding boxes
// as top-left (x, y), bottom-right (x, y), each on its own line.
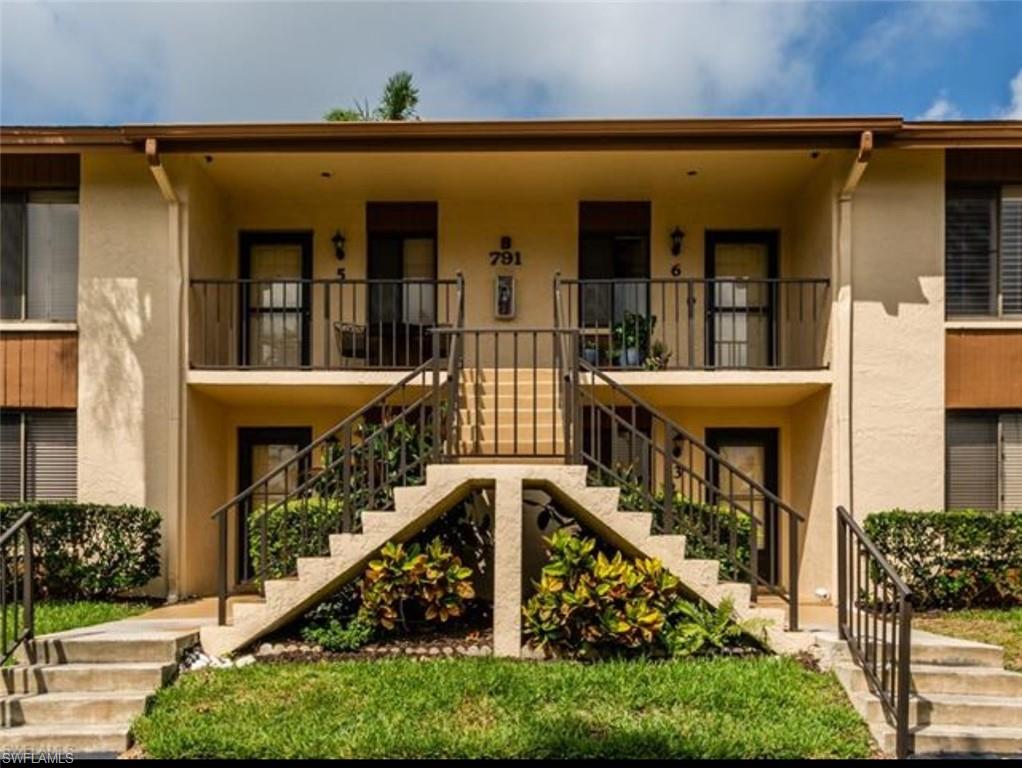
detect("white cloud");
top-left (851, 2), bottom-right (980, 68)
top-left (918, 94), bottom-right (961, 121)
top-left (1, 1), bottom-right (827, 123)
top-left (1001, 69), bottom-right (1022, 120)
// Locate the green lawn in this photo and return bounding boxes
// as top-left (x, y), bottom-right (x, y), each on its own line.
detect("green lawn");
top-left (134, 657), bottom-right (872, 759)
top-left (33, 600), bottom-right (151, 637)
top-left (916, 608), bottom-right (1022, 671)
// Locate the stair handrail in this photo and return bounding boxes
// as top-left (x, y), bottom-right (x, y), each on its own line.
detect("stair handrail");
top-left (214, 273), bottom-right (464, 625)
top-left (836, 505), bottom-right (912, 759)
top-left (211, 271), bottom-right (465, 526)
top-left (440, 272), bottom-right (465, 457)
top-left (1, 510), bottom-right (35, 664)
top-left (553, 272), bottom-right (578, 461)
top-left (575, 357), bottom-right (805, 630)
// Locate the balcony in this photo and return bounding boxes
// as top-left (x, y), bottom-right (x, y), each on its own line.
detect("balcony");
top-left (189, 277), bottom-right (462, 370)
top-left (555, 277), bottom-right (829, 371)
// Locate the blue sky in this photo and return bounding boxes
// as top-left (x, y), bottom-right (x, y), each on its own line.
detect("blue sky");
top-left (1, 1), bottom-right (1020, 125)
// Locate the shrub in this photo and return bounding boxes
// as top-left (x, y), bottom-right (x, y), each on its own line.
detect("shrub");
top-left (522, 530), bottom-right (757, 659)
top-left (360, 538), bottom-right (475, 631)
top-left (0, 501), bottom-right (161, 599)
top-left (247, 497), bottom-right (346, 580)
top-left (864, 509), bottom-right (1022, 610)
top-left (301, 614), bottom-right (375, 652)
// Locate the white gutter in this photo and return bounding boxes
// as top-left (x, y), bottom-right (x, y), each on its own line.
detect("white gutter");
top-left (834, 131), bottom-right (873, 516)
top-left (146, 138), bottom-right (185, 603)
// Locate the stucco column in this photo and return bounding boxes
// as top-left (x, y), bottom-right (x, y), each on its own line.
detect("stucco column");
top-left (492, 476), bottom-right (523, 658)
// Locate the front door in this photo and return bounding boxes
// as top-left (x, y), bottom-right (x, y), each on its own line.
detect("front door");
top-left (705, 231), bottom-right (778, 368)
top-left (239, 232), bottom-right (312, 368)
top-left (706, 428), bottom-right (779, 586)
top-left (578, 202), bottom-right (651, 366)
top-left (236, 426), bottom-right (312, 583)
top-left (367, 203), bottom-right (438, 367)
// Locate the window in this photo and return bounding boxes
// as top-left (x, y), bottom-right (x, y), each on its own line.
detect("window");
top-left (0, 410), bottom-right (77, 502)
top-left (1, 189), bottom-right (79, 321)
top-left (946, 185), bottom-right (1022, 317)
top-left (946, 411), bottom-right (1022, 510)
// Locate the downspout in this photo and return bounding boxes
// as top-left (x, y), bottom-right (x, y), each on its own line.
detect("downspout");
top-left (146, 138), bottom-right (185, 602)
top-left (834, 130), bottom-right (873, 517)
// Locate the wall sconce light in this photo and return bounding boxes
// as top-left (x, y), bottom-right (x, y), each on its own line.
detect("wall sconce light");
top-left (331, 230), bottom-right (346, 260)
top-left (670, 226), bottom-right (685, 256)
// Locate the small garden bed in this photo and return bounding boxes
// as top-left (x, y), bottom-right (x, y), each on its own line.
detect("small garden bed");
top-left (916, 608), bottom-right (1022, 671)
top-left (256, 614), bottom-right (493, 663)
top-left (134, 656), bottom-right (872, 759)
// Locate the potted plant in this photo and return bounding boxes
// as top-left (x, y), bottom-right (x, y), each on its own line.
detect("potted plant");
top-left (613, 312), bottom-right (656, 367)
top-left (643, 340), bottom-right (671, 371)
top-left (582, 336), bottom-right (600, 365)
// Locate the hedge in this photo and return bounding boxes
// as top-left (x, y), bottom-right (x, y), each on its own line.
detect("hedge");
top-left (247, 497), bottom-right (347, 580)
top-left (0, 502), bottom-right (161, 599)
top-left (864, 509), bottom-right (1022, 610)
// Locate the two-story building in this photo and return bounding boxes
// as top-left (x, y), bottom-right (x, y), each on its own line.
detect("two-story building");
top-left (1, 118), bottom-right (1020, 633)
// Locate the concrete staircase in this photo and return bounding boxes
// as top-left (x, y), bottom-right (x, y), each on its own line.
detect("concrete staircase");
top-left (202, 463), bottom-right (814, 658)
top-left (817, 629), bottom-right (1022, 756)
top-left (455, 368), bottom-right (566, 457)
top-left (0, 624), bottom-right (198, 753)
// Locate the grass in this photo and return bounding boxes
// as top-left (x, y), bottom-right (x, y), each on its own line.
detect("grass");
top-left (916, 607), bottom-right (1022, 671)
top-left (134, 657), bottom-right (872, 759)
top-left (33, 600), bottom-right (151, 637)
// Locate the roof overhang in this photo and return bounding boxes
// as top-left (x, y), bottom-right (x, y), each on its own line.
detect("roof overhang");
top-left (0, 117), bottom-right (1018, 154)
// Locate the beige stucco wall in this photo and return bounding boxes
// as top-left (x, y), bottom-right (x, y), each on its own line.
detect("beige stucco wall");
top-left (849, 149), bottom-right (945, 517)
top-left (78, 153), bottom-right (178, 595)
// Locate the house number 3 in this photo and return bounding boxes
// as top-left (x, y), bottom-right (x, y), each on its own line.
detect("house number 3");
top-left (489, 235), bottom-right (522, 266)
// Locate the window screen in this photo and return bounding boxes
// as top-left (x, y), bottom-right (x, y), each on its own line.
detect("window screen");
top-left (946, 188), bottom-right (997, 316)
top-left (0, 411), bottom-right (77, 502)
top-left (0, 190), bottom-right (78, 321)
top-left (946, 411), bottom-right (1022, 511)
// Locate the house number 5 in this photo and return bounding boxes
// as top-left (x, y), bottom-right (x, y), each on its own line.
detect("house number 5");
top-left (489, 235), bottom-right (522, 266)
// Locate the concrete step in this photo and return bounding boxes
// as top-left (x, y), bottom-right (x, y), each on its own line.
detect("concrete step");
top-left (459, 369), bottom-right (560, 383)
top-left (856, 691), bottom-right (1022, 728)
top-left (457, 407), bottom-right (560, 425)
top-left (1, 690), bottom-right (151, 726)
top-left (0, 722), bottom-right (131, 752)
top-left (1, 662), bottom-right (175, 695)
top-left (228, 598), bottom-right (266, 621)
top-left (457, 393), bottom-right (561, 407)
top-left (816, 629), bottom-right (1004, 669)
top-left (837, 662), bottom-right (1022, 697)
top-left (17, 632), bottom-right (197, 665)
top-left (457, 421), bottom-right (563, 438)
top-left (907, 632), bottom-right (1005, 669)
top-left (894, 724), bottom-right (1022, 756)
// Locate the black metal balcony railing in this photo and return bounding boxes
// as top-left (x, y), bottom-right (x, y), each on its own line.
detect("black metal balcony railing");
top-left (190, 277), bottom-right (462, 370)
top-left (555, 276), bottom-right (829, 370)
